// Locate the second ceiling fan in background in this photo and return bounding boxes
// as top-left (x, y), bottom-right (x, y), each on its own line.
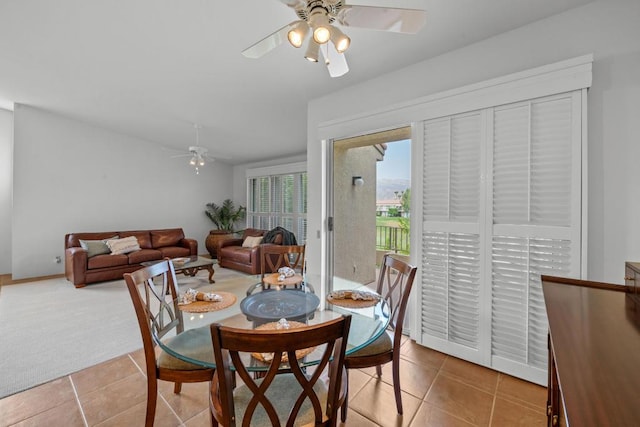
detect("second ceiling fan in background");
top-left (242, 0), bottom-right (427, 77)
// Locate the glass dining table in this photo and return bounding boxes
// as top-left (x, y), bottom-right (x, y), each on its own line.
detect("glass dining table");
top-left (153, 287), bottom-right (390, 372)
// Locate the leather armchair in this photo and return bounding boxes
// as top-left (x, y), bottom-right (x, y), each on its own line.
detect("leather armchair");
top-left (218, 228), bottom-right (283, 275)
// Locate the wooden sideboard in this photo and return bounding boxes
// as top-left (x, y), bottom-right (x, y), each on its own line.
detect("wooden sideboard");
top-left (542, 272), bottom-right (640, 426)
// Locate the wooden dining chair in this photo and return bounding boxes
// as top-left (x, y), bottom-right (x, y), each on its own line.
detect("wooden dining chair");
top-left (247, 244), bottom-right (307, 295)
top-left (124, 259), bottom-right (215, 427)
top-left (340, 254), bottom-right (417, 421)
top-left (209, 315), bottom-right (351, 427)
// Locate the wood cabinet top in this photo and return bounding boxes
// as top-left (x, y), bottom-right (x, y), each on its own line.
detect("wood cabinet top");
top-left (542, 276), bottom-right (640, 426)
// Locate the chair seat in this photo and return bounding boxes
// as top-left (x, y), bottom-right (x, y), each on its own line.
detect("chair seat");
top-left (231, 373), bottom-right (328, 426)
top-left (347, 330), bottom-right (393, 358)
top-left (158, 326), bottom-right (213, 370)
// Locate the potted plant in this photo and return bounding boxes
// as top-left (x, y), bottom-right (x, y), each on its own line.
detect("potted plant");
top-left (204, 199), bottom-right (246, 258)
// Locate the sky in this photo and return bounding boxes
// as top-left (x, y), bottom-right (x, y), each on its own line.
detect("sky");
top-left (377, 139), bottom-right (411, 180)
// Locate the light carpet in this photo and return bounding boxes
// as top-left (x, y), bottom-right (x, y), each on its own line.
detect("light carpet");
top-left (0, 267), bottom-right (258, 399)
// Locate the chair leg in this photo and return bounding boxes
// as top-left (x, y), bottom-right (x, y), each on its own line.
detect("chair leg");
top-left (375, 365), bottom-right (382, 377)
top-left (173, 381), bottom-right (182, 394)
top-left (146, 378), bottom-right (158, 427)
top-left (340, 385), bottom-right (349, 422)
top-left (392, 359), bottom-right (403, 414)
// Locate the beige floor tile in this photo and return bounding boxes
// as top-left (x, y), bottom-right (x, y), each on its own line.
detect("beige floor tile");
top-left (79, 372), bottom-right (148, 425)
top-left (158, 380), bottom-right (210, 422)
top-left (400, 340), bottom-right (447, 370)
top-left (338, 409), bottom-right (382, 426)
top-left (71, 353), bottom-right (140, 396)
top-left (495, 373), bottom-right (547, 412)
top-left (128, 348), bottom-right (147, 373)
top-left (183, 408), bottom-right (213, 427)
top-left (490, 397), bottom-right (547, 426)
top-left (0, 377), bottom-right (76, 427)
top-left (94, 397), bottom-right (179, 427)
top-left (440, 357), bottom-right (499, 394)
top-left (359, 357), bottom-right (439, 400)
top-left (8, 399), bottom-right (85, 427)
top-left (424, 375), bottom-right (494, 427)
top-left (347, 369), bottom-right (374, 398)
top-left (348, 377), bottom-right (422, 427)
top-left (410, 401), bottom-right (475, 427)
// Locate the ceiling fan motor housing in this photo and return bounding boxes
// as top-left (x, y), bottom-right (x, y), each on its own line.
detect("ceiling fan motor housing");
top-left (296, 0), bottom-right (342, 22)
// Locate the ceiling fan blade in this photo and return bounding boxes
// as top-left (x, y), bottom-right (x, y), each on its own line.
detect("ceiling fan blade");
top-left (241, 23), bottom-right (292, 59)
top-left (336, 5), bottom-right (426, 34)
top-left (320, 42), bottom-right (349, 78)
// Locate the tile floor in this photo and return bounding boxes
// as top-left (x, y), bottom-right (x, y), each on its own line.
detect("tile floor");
top-left (0, 336), bottom-right (547, 426)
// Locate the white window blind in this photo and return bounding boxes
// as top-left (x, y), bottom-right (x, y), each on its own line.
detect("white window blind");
top-left (247, 171), bottom-right (307, 244)
top-left (419, 91), bottom-right (583, 384)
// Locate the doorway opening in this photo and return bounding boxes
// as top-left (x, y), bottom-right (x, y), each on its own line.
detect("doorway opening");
top-left (329, 126), bottom-right (411, 292)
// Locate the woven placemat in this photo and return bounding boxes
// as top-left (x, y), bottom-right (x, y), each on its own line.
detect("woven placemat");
top-left (326, 292), bottom-right (380, 309)
top-left (178, 291), bottom-right (237, 313)
top-left (262, 273), bottom-right (304, 287)
top-left (251, 321), bottom-right (316, 363)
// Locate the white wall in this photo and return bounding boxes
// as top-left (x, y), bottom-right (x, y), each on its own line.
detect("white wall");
top-left (12, 105), bottom-right (233, 279)
top-left (307, 0), bottom-right (640, 284)
top-left (0, 108), bottom-right (12, 274)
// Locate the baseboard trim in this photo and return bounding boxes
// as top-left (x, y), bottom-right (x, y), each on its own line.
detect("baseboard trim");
top-left (1, 273), bottom-right (65, 286)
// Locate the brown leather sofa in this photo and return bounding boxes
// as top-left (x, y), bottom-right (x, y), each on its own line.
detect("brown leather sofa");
top-left (217, 228), bottom-right (282, 275)
top-left (65, 228), bottom-right (197, 288)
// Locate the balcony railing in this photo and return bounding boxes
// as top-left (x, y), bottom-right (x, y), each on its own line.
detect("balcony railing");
top-left (376, 225), bottom-right (410, 254)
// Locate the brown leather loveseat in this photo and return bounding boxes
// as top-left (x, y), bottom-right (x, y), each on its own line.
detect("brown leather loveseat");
top-left (65, 228), bottom-right (197, 288)
top-left (217, 228), bottom-right (283, 275)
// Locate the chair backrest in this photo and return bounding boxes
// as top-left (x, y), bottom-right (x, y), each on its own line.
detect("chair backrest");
top-left (210, 315), bottom-right (351, 427)
top-left (124, 260), bottom-right (183, 374)
top-left (260, 244), bottom-right (306, 280)
top-left (377, 254), bottom-right (417, 340)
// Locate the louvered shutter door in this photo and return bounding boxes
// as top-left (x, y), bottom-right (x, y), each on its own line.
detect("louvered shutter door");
top-left (418, 91), bottom-right (583, 384)
top-left (490, 93), bottom-right (580, 382)
top-left (421, 113), bottom-right (483, 359)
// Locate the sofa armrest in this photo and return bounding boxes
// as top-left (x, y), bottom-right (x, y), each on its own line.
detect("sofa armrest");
top-left (219, 238), bottom-right (243, 249)
top-left (180, 238), bottom-right (198, 255)
top-left (65, 247), bottom-right (88, 288)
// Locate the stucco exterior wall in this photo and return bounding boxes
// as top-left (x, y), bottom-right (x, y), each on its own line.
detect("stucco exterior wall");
top-left (333, 143), bottom-right (381, 285)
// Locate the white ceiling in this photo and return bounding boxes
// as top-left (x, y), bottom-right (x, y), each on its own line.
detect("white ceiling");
top-left (0, 0), bottom-right (594, 165)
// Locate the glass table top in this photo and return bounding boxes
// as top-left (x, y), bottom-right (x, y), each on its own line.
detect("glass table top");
top-left (153, 288), bottom-right (390, 371)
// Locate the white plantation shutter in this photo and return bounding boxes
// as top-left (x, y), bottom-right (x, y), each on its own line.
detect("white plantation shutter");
top-left (419, 91), bottom-right (583, 384)
top-left (421, 112), bottom-right (483, 358)
top-left (490, 94), bottom-right (579, 381)
top-left (247, 168), bottom-right (307, 244)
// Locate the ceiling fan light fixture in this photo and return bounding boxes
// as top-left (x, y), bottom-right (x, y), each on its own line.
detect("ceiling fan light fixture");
top-left (330, 26), bottom-right (350, 53)
top-left (309, 11), bottom-right (331, 44)
top-left (287, 21), bottom-right (309, 48)
top-left (304, 39), bottom-right (320, 62)
top-left (313, 26), bottom-right (331, 44)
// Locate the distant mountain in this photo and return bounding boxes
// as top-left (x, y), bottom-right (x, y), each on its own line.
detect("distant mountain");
top-left (376, 178), bottom-right (410, 200)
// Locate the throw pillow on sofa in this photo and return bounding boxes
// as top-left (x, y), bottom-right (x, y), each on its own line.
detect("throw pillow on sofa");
top-left (242, 236), bottom-right (263, 248)
top-left (107, 236), bottom-right (141, 255)
top-left (79, 236), bottom-right (119, 258)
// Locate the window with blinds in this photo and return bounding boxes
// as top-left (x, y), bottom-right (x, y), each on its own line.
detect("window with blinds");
top-left (247, 171), bottom-right (307, 244)
top-left (419, 91), bottom-right (583, 384)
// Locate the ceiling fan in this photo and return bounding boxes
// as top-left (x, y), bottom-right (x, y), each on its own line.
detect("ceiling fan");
top-left (172, 124), bottom-right (228, 174)
top-left (242, 0), bottom-right (427, 77)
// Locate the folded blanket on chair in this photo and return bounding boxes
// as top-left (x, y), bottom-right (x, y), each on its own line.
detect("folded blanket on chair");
top-left (263, 226), bottom-right (298, 245)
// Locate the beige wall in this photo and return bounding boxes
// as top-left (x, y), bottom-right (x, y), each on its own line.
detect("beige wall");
top-left (333, 143), bottom-right (382, 285)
